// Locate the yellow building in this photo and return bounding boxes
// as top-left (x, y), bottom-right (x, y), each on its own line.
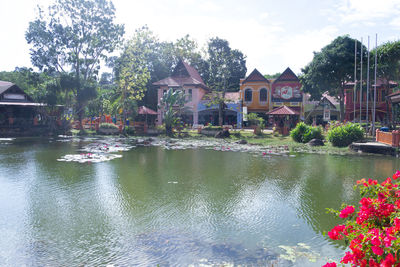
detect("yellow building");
top-left (239, 68), bottom-right (271, 113)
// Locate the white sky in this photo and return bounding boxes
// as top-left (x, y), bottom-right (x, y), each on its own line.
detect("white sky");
top-left (1, 0), bottom-right (400, 76)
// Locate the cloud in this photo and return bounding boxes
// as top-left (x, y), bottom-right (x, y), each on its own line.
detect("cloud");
top-left (259, 12), bottom-right (269, 20)
top-left (390, 17), bottom-right (400, 29)
top-left (276, 26), bottom-right (339, 73)
top-left (335, 0), bottom-right (400, 24)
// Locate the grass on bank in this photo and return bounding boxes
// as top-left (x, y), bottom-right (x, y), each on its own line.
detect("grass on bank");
top-left (186, 129), bottom-right (351, 154)
top-left (70, 128), bottom-right (352, 154)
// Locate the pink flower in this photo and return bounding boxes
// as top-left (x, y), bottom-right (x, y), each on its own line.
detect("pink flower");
top-left (370, 236), bottom-right (381, 246)
top-left (328, 225), bottom-right (346, 240)
top-left (381, 253), bottom-right (396, 267)
top-left (339, 205), bottom-right (355, 218)
top-left (341, 251), bottom-right (353, 264)
top-left (322, 262), bottom-right (337, 267)
top-left (371, 246), bottom-right (383, 256)
top-left (383, 234), bottom-right (396, 247)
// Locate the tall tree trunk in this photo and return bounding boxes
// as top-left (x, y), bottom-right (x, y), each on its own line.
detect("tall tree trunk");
top-left (218, 101), bottom-right (224, 126)
top-left (76, 60), bottom-right (83, 131)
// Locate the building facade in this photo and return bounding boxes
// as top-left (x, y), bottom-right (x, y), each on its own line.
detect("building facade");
top-left (271, 67), bottom-right (303, 118)
top-left (344, 79), bottom-right (398, 122)
top-left (153, 60), bottom-right (210, 125)
top-left (239, 69), bottom-right (271, 114)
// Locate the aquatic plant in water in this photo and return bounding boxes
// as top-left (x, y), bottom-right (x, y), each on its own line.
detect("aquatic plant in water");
top-left (57, 153), bottom-right (122, 163)
top-left (324, 171), bottom-right (400, 266)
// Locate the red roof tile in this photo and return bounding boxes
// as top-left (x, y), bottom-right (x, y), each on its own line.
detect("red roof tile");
top-left (153, 60), bottom-right (209, 90)
top-left (267, 105), bottom-right (299, 115)
top-left (242, 68), bottom-right (269, 84)
top-left (345, 79), bottom-right (398, 88)
top-left (274, 67), bottom-right (299, 82)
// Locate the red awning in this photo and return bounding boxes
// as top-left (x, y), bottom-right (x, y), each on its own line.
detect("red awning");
top-left (138, 106), bottom-right (157, 115)
top-left (267, 105), bottom-right (299, 115)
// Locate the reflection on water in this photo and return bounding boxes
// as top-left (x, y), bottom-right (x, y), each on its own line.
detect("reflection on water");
top-left (0, 137), bottom-right (400, 266)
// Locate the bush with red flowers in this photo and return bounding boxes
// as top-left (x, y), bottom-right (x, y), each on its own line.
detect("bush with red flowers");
top-left (323, 171), bottom-right (400, 267)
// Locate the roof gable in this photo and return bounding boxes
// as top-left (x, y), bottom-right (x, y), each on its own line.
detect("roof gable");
top-left (274, 67), bottom-right (299, 82)
top-left (153, 60), bottom-right (208, 90)
top-left (267, 105), bottom-right (299, 115)
top-left (242, 68), bottom-right (269, 84)
top-left (0, 81), bottom-right (33, 102)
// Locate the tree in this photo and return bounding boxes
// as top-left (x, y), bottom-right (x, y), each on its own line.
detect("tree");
top-left (158, 89), bottom-right (188, 136)
top-left (25, 0), bottom-right (124, 128)
top-left (264, 73), bottom-right (281, 79)
top-left (115, 37), bottom-right (151, 132)
top-left (205, 37), bottom-right (246, 126)
top-left (371, 41), bottom-right (400, 124)
top-left (301, 36), bottom-right (366, 121)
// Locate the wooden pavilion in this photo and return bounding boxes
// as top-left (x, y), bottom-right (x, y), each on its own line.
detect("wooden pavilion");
top-left (267, 105), bottom-right (299, 135)
top-left (0, 81), bottom-right (65, 136)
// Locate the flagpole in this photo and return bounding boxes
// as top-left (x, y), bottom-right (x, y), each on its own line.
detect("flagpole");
top-left (366, 36), bottom-right (370, 135)
top-left (360, 37), bottom-right (363, 126)
top-left (354, 39), bottom-right (357, 122)
top-left (373, 34), bottom-right (378, 135)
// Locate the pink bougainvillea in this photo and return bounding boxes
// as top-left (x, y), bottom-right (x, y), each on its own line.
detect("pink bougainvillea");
top-left (325, 172), bottom-right (400, 266)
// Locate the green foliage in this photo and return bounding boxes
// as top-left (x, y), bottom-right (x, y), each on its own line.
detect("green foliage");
top-left (158, 89), bottom-right (188, 136)
top-left (254, 126), bottom-right (263, 136)
top-left (0, 67), bottom-right (56, 103)
top-left (245, 113), bottom-right (265, 127)
top-left (301, 35), bottom-right (367, 120)
top-left (290, 122), bottom-right (323, 143)
top-left (26, 0), bottom-right (124, 119)
top-left (264, 73), bottom-right (281, 79)
top-left (205, 37), bottom-right (247, 126)
top-left (325, 172), bottom-right (400, 265)
top-left (99, 123), bottom-right (118, 129)
top-left (207, 37), bottom-right (247, 92)
top-left (115, 33), bottom-right (151, 130)
top-left (125, 126), bottom-right (135, 135)
top-left (327, 122), bottom-right (364, 147)
top-left (371, 40), bottom-right (400, 82)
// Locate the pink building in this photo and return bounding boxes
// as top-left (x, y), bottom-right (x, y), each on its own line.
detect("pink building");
top-left (153, 60), bottom-right (210, 125)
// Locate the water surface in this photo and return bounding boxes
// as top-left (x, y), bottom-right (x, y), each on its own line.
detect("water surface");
top-left (0, 137), bottom-right (399, 266)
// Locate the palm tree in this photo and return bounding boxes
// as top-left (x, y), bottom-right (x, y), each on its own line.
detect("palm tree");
top-left (158, 88), bottom-right (188, 136)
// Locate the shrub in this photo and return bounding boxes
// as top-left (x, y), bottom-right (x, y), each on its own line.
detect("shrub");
top-left (156, 125), bottom-right (165, 132)
top-left (323, 171), bottom-right (400, 267)
top-left (254, 126), bottom-right (262, 136)
top-left (99, 123), bottom-right (119, 130)
top-left (290, 122), bottom-right (323, 143)
top-left (126, 126), bottom-right (135, 135)
top-left (327, 122), bottom-right (364, 147)
top-left (245, 113), bottom-right (265, 128)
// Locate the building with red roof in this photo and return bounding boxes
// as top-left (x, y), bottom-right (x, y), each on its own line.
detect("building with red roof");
top-left (344, 79), bottom-right (398, 122)
top-left (153, 60), bottom-right (210, 125)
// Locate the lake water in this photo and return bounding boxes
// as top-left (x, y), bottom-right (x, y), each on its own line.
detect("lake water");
top-left (1, 137), bottom-right (399, 266)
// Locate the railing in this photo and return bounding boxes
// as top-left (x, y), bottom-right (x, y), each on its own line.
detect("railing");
top-left (376, 130), bottom-right (400, 147)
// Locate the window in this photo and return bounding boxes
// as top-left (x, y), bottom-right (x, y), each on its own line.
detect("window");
top-left (163, 89), bottom-right (167, 95)
top-left (188, 89), bottom-right (192, 101)
top-left (244, 88), bottom-right (252, 102)
top-left (259, 88), bottom-right (267, 103)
